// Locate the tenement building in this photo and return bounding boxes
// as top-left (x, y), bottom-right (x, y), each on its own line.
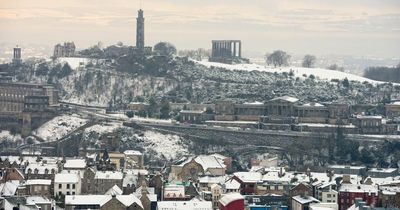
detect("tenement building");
top-left (0, 82), bottom-right (58, 113)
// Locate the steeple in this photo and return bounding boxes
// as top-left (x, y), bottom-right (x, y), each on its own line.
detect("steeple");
top-left (136, 9), bottom-right (145, 50)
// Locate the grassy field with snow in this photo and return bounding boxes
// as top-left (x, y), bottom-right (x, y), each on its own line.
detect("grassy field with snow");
top-left (195, 60), bottom-right (390, 85)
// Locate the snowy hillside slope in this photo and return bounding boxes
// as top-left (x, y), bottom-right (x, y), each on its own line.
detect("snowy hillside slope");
top-left (195, 60), bottom-right (389, 84)
top-left (33, 114), bottom-right (88, 141)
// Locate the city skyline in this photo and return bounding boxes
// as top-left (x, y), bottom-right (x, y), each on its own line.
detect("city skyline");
top-left (0, 0), bottom-right (400, 58)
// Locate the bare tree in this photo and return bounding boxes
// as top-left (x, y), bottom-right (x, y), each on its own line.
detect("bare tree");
top-left (302, 54), bottom-right (316, 68)
top-left (328, 64), bottom-right (345, 72)
top-left (266, 50), bottom-right (291, 67)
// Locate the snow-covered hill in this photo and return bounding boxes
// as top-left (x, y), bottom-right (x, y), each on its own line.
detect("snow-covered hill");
top-left (195, 60), bottom-right (387, 84)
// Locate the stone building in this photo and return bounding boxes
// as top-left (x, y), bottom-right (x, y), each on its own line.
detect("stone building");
top-left (24, 179), bottom-right (52, 197)
top-left (215, 100), bottom-right (236, 121)
top-left (0, 82), bottom-right (58, 114)
top-left (179, 110), bottom-right (205, 124)
top-left (353, 115), bottom-right (383, 134)
top-left (12, 46), bottom-right (22, 64)
top-left (386, 101), bottom-right (400, 119)
top-left (210, 40), bottom-right (248, 64)
top-left (53, 42), bottom-right (76, 58)
top-left (82, 167), bottom-right (124, 194)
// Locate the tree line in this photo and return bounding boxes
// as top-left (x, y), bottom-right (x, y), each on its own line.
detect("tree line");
top-left (364, 63), bottom-right (400, 83)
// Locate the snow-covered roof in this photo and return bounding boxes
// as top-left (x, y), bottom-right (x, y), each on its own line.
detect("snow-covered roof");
top-left (292, 195), bottom-right (320, 204)
top-left (389, 101), bottom-right (400, 105)
top-left (356, 115), bottom-right (382, 120)
top-left (329, 165), bottom-right (366, 170)
top-left (26, 196), bottom-right (52, 205)
top-left (270, 96), bottom-right (299, 103)
top-left (25, 179), bottom-right (51, 186)
top-left (65, 195), bottom-right (110, 206)
top-left (157, 201), bottom-right (212, 210)
top-left (25, 162), bottom-right (58, 174)
top-left (368, 168), bottom-right (398, 173)
top-left (54, 173), bottom-right (79, 183)
top-left (224, 178), bottom-right (241, 190)
top-left (105, 185), bottom-right (123, 195)
top-left (301, 102), bottom-right (324, 107)
top-left (95, 171), bottom-right (123, 180)
top-left (234, 172), bottom-right (262, 183)
top-left (180, 110), bottom-right (205, 114)
top-left (219, 193), bottom-right (244, 206)
top-left (198, 176), bottom-right (226, 184)
top-left (380, 186), bottom-right (400, 195)
top-left (65, 194), bottom-right (143, 208)
top-left (196, 156), bottom-right (226, 170)
top-left (124, 150), bottom-right (143, 156)
top-left (243, 101), bottom-right (264, 105)
top-left (339, 184), bottom-right (378, 193)
top-left (116, 194), bottom-right (143, 208)
top-left (0, 181), bottom-right (18, 196)
top-left (64, 159), bottom-right (86, 169)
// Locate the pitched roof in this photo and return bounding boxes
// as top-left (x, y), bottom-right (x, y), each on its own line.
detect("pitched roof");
top-left (25, 179), bottom-right (52, 186)
top-left (292, 195), bottom-right (320, 204)
top-left (105, 185), bottom-right (123, 195)
top-left (270, 96), bottom-right (299, 103)
top-left (95, 171), bottom-right (123, 180)
top-left (54, 173), bottom-right (80, 183)
top-left (65, 194), bottom-right (143, 208)
top-left (234, 172), bottom-right (262, 183)
top-left (219, 193), bottom-right (244, 206)
top-left (64, 159), bottom-right (86, 169)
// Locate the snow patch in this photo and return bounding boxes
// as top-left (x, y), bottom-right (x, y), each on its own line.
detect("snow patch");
top-left (33, 114), bottom-right (88, 141)
top-left (0, 131), bottom-right (23, 143)
top-left (136, 131), bottom-right (188, 160)
top-left (195, 60), bottom-right (392, 85)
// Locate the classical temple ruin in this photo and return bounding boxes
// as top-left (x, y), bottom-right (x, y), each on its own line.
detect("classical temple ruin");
top-left (209, 40), bottom-right (248, 64)
top-left (12, 46), bottom-right (22, 65)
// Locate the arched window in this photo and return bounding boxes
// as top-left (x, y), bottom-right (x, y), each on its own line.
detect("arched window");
top-left (34, 168), bottom-right (39, 174)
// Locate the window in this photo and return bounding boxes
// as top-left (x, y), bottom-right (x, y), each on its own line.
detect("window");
top-left (327, 194), bottom-right (332, 198)
top-left (66, 192), bottom-right (70, 195)
top-left (72, 191), bottom-right (75, 195)
top-left (67, 184), bottom-right (70, 189)
top-left (59, 184), bottom-right (62, 189)
top-left (58, 191), bottom-right (62, 196)
top-left (72, 184), bottom-right (75, 189)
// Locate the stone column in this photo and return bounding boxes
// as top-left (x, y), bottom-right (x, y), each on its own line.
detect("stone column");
top-left (228, 41), bottom-right (232, 57)
top-left (233, 41), bottom-right (236, 57)
top-left (238, 41), bottom-right (242, 58)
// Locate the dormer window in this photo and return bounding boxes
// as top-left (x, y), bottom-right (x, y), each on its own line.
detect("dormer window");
top-left (34, 168), bottom-right (39, 174)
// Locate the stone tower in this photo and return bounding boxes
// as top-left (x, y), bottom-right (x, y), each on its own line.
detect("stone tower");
top-left (136, 9), bottom-right (145, 51)
top-left (12, 46), bottom-right (22, 64)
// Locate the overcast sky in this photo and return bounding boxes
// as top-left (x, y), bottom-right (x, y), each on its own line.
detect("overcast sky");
top-left (0, 0), bottom-right (399, 58)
